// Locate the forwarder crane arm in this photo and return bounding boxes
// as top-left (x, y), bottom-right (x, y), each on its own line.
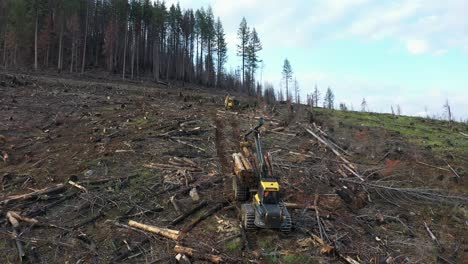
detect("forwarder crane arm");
top-left (244, 118), bottom-right (269, 180)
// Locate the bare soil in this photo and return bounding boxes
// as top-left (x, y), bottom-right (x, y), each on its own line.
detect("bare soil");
top-left (0, 72), bottom-right (466, 263)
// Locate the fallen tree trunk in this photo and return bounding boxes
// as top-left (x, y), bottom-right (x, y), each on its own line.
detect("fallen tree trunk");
top-left (0, 184), bottom-right (66, 205)
top-left (174, 245), bottom-right (222, 264)
top-left (424, 221), bottom-right (441, 249)
top-left (128, 220), bottom-right (180, 240)
top-left (181, 203), bottom-right (224, 233)
top-left (170, 200), bottom-right (208, 226)
top-left (305, 127), bottom-right (364, 181)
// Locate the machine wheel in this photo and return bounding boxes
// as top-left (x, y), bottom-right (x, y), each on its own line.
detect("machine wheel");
top-left (233, 177), bottom-right (248, 201)
top-left (241, 204), bottom-right (257, 230)
top-left (280, 204), bottom-right (292, 233)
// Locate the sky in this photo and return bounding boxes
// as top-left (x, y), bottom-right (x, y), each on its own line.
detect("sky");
top-left (164, 0), bottom-right (468, 119)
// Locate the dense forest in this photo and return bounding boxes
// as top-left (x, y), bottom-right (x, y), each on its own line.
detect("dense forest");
top-left (0, 0), bottom-right (271, 97)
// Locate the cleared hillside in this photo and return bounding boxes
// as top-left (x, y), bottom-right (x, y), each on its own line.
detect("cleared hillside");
top-left (0, 73), bottom-right (466, 263)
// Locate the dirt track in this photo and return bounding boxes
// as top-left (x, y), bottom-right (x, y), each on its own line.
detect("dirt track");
top-left (0, 72), bottom-right (466, 263)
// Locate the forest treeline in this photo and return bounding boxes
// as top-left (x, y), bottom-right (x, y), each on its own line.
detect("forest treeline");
top-left (0, 0), bottom-right (269, 97)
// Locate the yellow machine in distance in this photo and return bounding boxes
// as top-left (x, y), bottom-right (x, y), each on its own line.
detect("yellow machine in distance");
top-left (224, 95), bottom-right (239, 110)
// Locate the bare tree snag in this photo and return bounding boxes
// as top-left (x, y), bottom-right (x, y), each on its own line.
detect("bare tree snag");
top-left (174, 245), bottom-right (222, 264)
top-left (0, 184), bottom-right (66, 205)
top-left (128, 220), bottom-right (180, 240)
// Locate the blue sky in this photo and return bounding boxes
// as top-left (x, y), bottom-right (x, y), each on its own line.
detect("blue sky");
top-left (165, 0), bottom-right (468, 119)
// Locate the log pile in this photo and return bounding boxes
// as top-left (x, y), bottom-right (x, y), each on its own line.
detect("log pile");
top-left (232, 152), bottom-right (253, 179)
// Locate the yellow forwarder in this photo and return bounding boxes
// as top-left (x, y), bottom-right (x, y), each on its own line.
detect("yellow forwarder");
top-left (232, 119), bottom-right (292, 232)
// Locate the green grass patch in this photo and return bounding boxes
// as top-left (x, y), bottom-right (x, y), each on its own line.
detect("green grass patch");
top-left (226, 238), bottom-right (242, 252)
top-left (314, 108), bottom-right (468, 162)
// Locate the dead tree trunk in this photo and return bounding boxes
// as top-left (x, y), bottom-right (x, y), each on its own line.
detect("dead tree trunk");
top-left (81, 0), bottom-right (89, 74)
top-left (69, 36), bottom-right (74, 73)
top-left (57, 16), bottom-right (64, 73)
top-left (122, 19), bottom-right (128, 80)
top-left (153, 38), bottom-right (159, 82)
top-left (34, 6), bottom-right (38, 71)
top-left (131, 28), bottom-right (135, 79)
top-left (2, 32), bottom-right (6, 68)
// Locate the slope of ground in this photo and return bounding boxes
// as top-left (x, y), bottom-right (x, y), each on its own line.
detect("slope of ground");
top-left (0, 72), bottom-right (466, 263)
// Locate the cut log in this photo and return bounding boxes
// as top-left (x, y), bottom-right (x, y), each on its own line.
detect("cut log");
top-left (283, 202), bottom-right (316, 210)
top-left (7, 211), bottom-right (38, 225)
top-left (240, 153), bottom-right (253, 171)
top-left (6, 211), bottom-right (20, 228)
top-left (128, 220), bottom-right (180, 240)
top-left (233, 153), bottom-right (253, 179)
top-left (68, 180), bottom-right (88, 192)
top-left (0, 184), bottom-right (66, 205)
top-left (174, 245), bottom-right (222, 264)
top-left (242, 146), bottom-right (252, 158)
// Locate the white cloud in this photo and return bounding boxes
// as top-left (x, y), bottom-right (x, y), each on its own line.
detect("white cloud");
top-left (345, 0), bottom-right (468, 55)
top-left (406, 39), bottom-right (430, 55)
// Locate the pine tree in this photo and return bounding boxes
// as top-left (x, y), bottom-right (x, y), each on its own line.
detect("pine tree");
top-left (282, 58), bottom-right (293, 101)
top-left (361, 98), bottom-right (367, 112)
top-left (246, 27), bottom-right (262, 93)
top-left (313, 84), bottom-right (320, 107)
top-left (324, 87), bottom-right (334, 109)
top-left (204, 7), bottom-right (216, 86)
top-left (215, 17), bottom-right (227, 87)
top-left (237, 17), bottom-right (249, 86)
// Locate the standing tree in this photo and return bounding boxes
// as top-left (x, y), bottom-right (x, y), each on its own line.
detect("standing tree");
top-left (324, 87), bottom-right (334, 109)
top-left (293, 78), bottom-right (300, 104)
top-left (339, 102), bottom-right (348, 111)
top-left (263, 82), bottom-right (276, 104)
top-left (81, 0), bottom-right (90, 74)
top-left (237, 17), bottom-right (249, 86)
top-left (246, 27), bottom-right (262, 93)
top-left (361, 98), bottom-right (367, 112)
top-left (312, 84), bottom-right (320, 107)
top-left (281, 58), bottom-right (293, 101)
top-left (214, 17), bottom-right (227, 87)
top-left (443, 99), bottom-right (452, 126)
top-left (204, 7), bottom-right (216, 86)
